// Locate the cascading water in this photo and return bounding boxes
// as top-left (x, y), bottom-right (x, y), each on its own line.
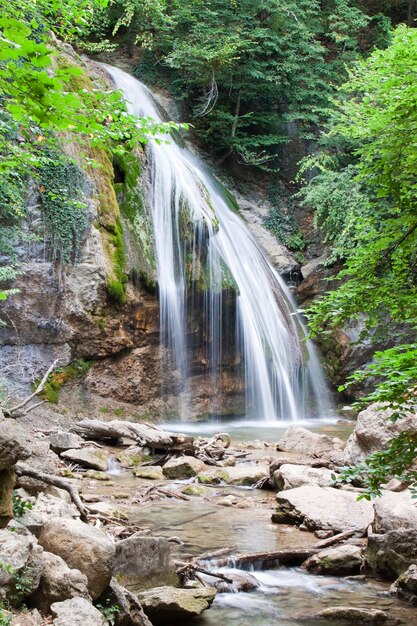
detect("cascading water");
top-left (104, 64), bottom-right (330, 421)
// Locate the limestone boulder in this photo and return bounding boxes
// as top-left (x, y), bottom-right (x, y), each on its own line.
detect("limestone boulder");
top-left (273, 464), bottom-right (335, 491)
top-left (60, 448), bottom-right (110, 472)
top-left (273, 486), bottom-right (374, 533)
top-left (114, 534), bottom-right (177, 591)
top-left (302, 544), bottom-right (363, 576)
top-left (0, 469), bottom-right (15, 528)
top-left (38, 518), bottom-right (115, 599)
top-left (372, 490), bottom-right (417, 534)
top-left (31, 551), bottom-right (90, 612)
top-left (314, 606), bottom-right (390, 624)
top-left (0, 528), bottom-right (44, 601)
top-left (0, 418), bottom-right (30, 470)
top-left (133, 466), bottom-right (164, 480)
top-left (198, 464), bottom-right (269, 487)
top-left (366, 528), bottom-right (417, 579)
top-left (137, 586), bottom-right (216, 625)
top-left (162, 456), bottom-right (206, 480)
top-left (49, 432), bottom-right (82, 454)
top-left (18, 493), bottom-right (79, 537)
top-left (390, 564), bottom-right (417, 605)
top-left (343, 403), bottom-right (417, 465)
top-left (51, 597), bottom-right (107, 626)
top-left (276, 426), bottom-right (344, 462)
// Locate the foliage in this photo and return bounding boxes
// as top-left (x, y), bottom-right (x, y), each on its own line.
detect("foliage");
top-left (89, 0), bottom-right (389, 169)
top-left (0, 561), bottom-right (32, 608)
top-left (95, 599), bottom-right (120, 625)
top-left (12, 493), bottom-right (33, 518)
top-left (301, 25), bottom-right (417, 494)
top-left (36, 359), bottom-right (91, 403)
top-left (0, 610), bottom-right (11, 626)
top-left (264, 181), bottom-right (306, 258)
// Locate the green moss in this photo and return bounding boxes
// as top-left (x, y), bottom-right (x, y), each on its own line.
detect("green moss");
top-left (37, 359), bottom-right (91, 404)
top-left (114, 407), bottom-right (124, 417)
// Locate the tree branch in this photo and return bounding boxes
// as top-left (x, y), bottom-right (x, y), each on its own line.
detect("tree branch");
top-left (4, 359), bottom-right (59, 417)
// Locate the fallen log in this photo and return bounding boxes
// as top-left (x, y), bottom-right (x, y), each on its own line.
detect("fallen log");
top-left (313, 529), bottom-right (357, 549)
top-left (203, 547), bottom-right (318, 570)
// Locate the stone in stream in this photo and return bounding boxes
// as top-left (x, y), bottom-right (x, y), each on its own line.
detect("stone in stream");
top-left (198, 464), bottom-right (269, 487)
top-left (273, 486), bottom-right (374, 533)
top-left (0, 528), bottom-right (44, 600)
top-left (30, 551), bottom-right (90, 612)
top-left (390, 564), bottom-right (417, 605)
top-left (60, 447), bottom-right (110, 471)
top-left (276, 426), bottom-right (344, 461)
top-left (137, 586), bottom-right (216, 624)
top-left (51, 597), bottom-right (107, 626)
top-left (133, 466), bottom-right (164, 480)
top-left (38, 518), bottom-right (115, 600)
top-left (366, 528), bottom-right (417, 579)
top-left (273, 464), bottom-right (335, 491)
top-left (314, 606), bottom-right (391, 624)
top-left (162, 456), bottom-right (206, 479)
top-left (114, 533), bottom-right (178, 591)
top-left (301, 544), bottom-right (363, 576)
top-left (343, 402), bottom-right (417, 465)
top-left (49, 431), bottom-right (82, 454)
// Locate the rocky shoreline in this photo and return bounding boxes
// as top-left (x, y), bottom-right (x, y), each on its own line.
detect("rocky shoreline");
top-left (1, 404), bottom-right (417, 625)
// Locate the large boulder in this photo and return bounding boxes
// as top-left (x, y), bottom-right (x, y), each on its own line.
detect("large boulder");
top-left (372, 490), bottom-right (417, 534)
top-left (0, 418), bottom-right (30, 470)
top-left (49, 432), bottom-right (83, 454)
top-left (162, 456), bottom-right (206, 480)
top-left (0, 528), bottom-right (44, 601)
top-left (114, 534), bottom-right (178, 591)
top-left (0, 469), bottom-right (15, 528)
top-left (18, 493), bottom-right (79, 537)
top-left (51, 597), bottom-right (107, 626)
top-left (343, 403), bottom-right (417, 465)
top-left (30, 551), bottom-right (90, 612)
top-left (301, 544), bottom-right (363, 576)
top-left (273, 464), bottom-right (335, 491)
top-left (60, 448), bottom-right (110, 472)
top-left (314, 606), bottom-right (390, 624)
top-left (276, 426), bottom-right (344, 462)
top-left (137, 586), bottom-right (216, 625)
top-left (366, 528), bottom-right (417, 579)
top-left (390, 564), bottom-right (417, 605)
top-left (273, 486), bottom-right (374, 533)
top-left (38, 518), bottom-right (115, 599)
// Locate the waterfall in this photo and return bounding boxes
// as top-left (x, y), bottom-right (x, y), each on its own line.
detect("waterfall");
top-left (104, 64), bottom-right (331, 421)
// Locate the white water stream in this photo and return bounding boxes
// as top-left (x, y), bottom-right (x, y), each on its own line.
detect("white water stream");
top-left (105, 65), bottom-right (331, 421)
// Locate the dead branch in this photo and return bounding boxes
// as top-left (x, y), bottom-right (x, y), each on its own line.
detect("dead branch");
top-left (15, 462), bottom-right (88, 520)
top-left (313, 529), bottom-right (357, 549)
top-left (4, 359), bottom-right (59, 418)
top-left (203, 547), bottom-right (317, 569)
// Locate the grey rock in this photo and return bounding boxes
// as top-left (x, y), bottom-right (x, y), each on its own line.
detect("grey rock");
top-left (276, 426), bottom-right (344, 461)
top-left (114, 534), bottom-right (178, 591)
top-left (137, 586), bottom-right (216, 625)
top-left (302, 544), bottom-right (363, 576)
top-left (31, 551), bottom-right (90, 612)
top-left (314, 606), bottom-right (390, 624)
top-left (366, 528), bottom-right (417, 579)
top-left (51, 597), bottom-right (107, 626)
top-left (273, 464), bottom-right (335, 491)
top-left (198, 464), bottom-right (269, 487)
top-left (0, 528), bottom-right (44, 600)
top-left (343, 403), bottom-right (417, 465)
top-left (38, 518), bottom-right (115, 599)
top-left (49, 432), bottom-right (82, 454)
top-left (273, 486), bottom-right (374, 533)
top-left (162, 456), bottom-right (206, 479)
top-left (390, 564), bottom-right (417, 605)
top-left (0, 469), bottom-right (15, 528)
top-left (60, 448), bottom-right (110, 471)
top-left (0, 417), bottom-right (30, 470)
top-left (372, 490), bottom-right (417, 534)
top-left (19, 493), bottom-right (79, 537)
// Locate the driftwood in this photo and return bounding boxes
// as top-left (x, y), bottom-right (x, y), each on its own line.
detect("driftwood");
top-left (15, 463), bottom-right (88, 520)
top-left (133, 483), bottom-right (191, 504)
top-left (4, 359), bottom-right (59, 418)
top-left (74, 419), bottom-right (195, 452)
top-left (176, 560), bottom-right (234, 586)
top-left (313, 529), bottom-right (357, 549)
top-left (204, 547), bottom-right (318, 570)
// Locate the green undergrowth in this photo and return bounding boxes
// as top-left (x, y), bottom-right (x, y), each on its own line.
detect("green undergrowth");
top-left (264, 181), bottom-right (306, 262)
top-left (36, 359), bottom-right (92, 404)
